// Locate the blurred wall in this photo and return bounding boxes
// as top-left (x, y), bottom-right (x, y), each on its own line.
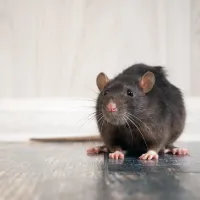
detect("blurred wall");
top-left (0, 0), bottom-right (198, 99)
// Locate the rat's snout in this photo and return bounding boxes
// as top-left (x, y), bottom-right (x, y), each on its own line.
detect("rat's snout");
top-left (106, 100), bottom-right (117, 112)
top-left (103, 97), bottom-right (126, 125)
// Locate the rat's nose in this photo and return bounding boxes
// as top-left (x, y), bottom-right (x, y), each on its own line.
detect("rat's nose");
top-left (107, 102), bottom-right (117, 112)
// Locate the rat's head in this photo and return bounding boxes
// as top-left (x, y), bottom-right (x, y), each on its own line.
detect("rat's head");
top-left (95, 71), bottom-right (155, 126)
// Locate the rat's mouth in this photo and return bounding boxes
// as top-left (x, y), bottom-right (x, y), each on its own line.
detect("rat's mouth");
top-left (102, 110), bottom-right (126, 125)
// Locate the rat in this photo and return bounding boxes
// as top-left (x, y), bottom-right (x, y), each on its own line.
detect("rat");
top-left (87, 63), bottom-right (188, 160)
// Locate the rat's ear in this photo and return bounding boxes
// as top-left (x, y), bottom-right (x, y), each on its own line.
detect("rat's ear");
top-left (139, 71), bottom-right (155, 93)
top-left (96, 72), bottom-right (109, 91)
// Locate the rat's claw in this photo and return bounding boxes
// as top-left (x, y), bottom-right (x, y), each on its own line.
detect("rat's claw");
top-left (109, 151), bottom-right (124, 160)
top-left (87, 147), bottom-right (100, 155)
top-left (139, 150), bottom-right (159, 160)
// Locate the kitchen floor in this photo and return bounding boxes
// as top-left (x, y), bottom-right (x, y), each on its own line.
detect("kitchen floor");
top-left (0, 141), bottom-right (199, 200)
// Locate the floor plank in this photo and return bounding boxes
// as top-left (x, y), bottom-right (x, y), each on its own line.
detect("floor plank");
top-left (0, 141), bottom-right (199, 200)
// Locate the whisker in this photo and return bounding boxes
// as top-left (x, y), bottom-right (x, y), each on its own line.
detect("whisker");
top-left (125, 115), bottom-right (148, 151)
top-left (79, 111), bottom-right (101, 122)
top-left (76, 111), bottom-right (102, 131)
top-left (99, 116), bottom-right (105, 134)
top-left (126, 112), bottom-right (156, 140)
top-left (126, 112), bottom-right (149, 129)
top-left (123, 116), bottom-right (133, 144)
top-left (88, 113), bottom-right (103, 143)
top-left (77, 115), bottom-right (97, 132)
top-left (76, 112), bottom-right (97, 125)
top-left (97, 114), bottom-right (104, 123)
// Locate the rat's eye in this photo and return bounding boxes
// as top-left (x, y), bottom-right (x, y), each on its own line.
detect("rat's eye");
top-left (104, 90), bottom-right (109, 96)
top-left (127, 89), bottom-right (133, 97)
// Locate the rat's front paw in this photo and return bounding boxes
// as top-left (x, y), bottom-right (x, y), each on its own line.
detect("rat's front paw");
top-left (109, 151), bottom-right (124, 160)
top-left (139, 150), bottom-right (159, 160)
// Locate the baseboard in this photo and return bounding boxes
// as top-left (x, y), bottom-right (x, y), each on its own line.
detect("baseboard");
top-left (0, 97), bottom-right (99, 141)
top-left (0, 97), bottom-right (199, 142)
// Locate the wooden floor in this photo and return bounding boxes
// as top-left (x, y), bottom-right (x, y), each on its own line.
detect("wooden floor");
top-left (0, 141), bottom-right (199, 200)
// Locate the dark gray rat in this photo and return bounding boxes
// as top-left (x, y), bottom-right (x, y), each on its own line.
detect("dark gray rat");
top-left (87, 63), bottom-right (188, 160)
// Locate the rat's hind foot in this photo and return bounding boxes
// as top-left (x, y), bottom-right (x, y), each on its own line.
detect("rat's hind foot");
top-left (164, 147), bottom-right (188, 155)
top-left (87, 147), bottom-right (100, 155)
top-left (139, 150), bottom-right (159, 160)
top-left (87, 145), bottom-right (108, 155)
top-left (109, 151), bottom-right (124, 160)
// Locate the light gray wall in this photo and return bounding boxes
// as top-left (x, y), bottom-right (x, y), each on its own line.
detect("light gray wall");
top-left (191, 0), bottom-right (200, 96)
top-left (0, 0), bottom-right (197, 99)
